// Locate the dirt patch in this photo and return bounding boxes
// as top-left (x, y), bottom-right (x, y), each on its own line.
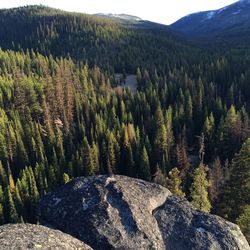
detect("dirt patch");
top-left (114, 74), bottom-right (137, 93)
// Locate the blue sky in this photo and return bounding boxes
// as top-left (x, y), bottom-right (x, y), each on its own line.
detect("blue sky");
top-left (0, 0), bottom-right (238, 24)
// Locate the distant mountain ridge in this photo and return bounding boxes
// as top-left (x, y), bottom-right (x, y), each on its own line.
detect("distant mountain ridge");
top-left (0, 5), bottom-right (189, 72)
top-left (171, 0), bottom-right (250, 45)
top-left (96, 13), bottom-right (142, 22)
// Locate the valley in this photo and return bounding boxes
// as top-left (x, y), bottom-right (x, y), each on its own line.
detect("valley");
top-left (0, 1), bottom-right (249, 248)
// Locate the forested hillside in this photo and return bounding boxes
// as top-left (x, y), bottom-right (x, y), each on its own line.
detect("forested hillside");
top-left (0, 5), bottom-right (191, 72)
top-left (0, 5), bottom-right (249, 242)
top-left (171, 0), bottom-right (250, 47)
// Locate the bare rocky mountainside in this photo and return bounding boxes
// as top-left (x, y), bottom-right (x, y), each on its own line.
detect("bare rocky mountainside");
top-left (37, 175), bottom-right (250, 250)
top-left (0, 223), bottom-right (92, 250)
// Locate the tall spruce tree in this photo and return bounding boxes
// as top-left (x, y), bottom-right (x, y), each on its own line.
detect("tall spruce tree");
top-left (154, 106), bottom-right (167, 169)
top-left (138, 146), bottom-right (151, 181)
top-left (219, 138), bottom-right (250, 221)
top-left (236, 205), bottom-right (250, 243)
top-left (190, 164), bottom-right (211, 213)
top-left (4, 186), bottom-right (19, 223)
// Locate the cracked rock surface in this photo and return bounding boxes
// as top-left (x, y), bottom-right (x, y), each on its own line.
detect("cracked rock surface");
top-left (0, 223), bottom-right (92, 250)
top-left (38, 175), bottom-right (250, 250)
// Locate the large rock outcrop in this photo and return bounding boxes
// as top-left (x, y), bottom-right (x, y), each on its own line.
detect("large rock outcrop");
top-left (0, 223), bottom-right (92, 250)
top-left (154, 196), bottom-right (249, 250)
top-left (38, 175), bottom-right (250, 250)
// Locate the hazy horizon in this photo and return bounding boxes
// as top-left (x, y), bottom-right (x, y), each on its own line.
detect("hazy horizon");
top-left (0, 0), bottom-right (239, 24)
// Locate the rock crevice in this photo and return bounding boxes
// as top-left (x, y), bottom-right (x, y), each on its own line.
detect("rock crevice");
top-left (106, 180), bottom-right (139, 234)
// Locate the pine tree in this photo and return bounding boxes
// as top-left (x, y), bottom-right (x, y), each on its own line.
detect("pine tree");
top-left (63, 173), bottom-right (70, 184)
top-left (120, 128), bottom-right (134, 176)
top-left (138, 146), bottom-right (151, 181)
top-left (15, 133), bottom-right (28, 168)
top-left (4, 186), bottom-right (19, 223)
top-left (165, 107), bottom-right (174, 157)
top-left (0, 161), bottom-right (7, 186)
top-left (154, 106), bottom-right (167, 168)
top-left (9, 173), bottom-right (15, 194)
top-left (219, 105), bottom-right (242, 160)
top-left (48, 164), bottom-right (57, 189)
top-left (28, 167), bottom-right (39, 203)
top-left (0, 185), bottom-right (4, 224)
top-left (176, 137), bottom-right (190, 192)
top-left (34, 163), bottom-right (47, 196)
top-left (13, 185), bottom-right (23, 218)
top-left (0, 185), bottom-right (4, 204)
top-left (153, 165), bottom-right (167, 187)
top-left (203, 113), bottom-right (215, 159)
top-left (236, 205), bottom-right (250, 243)
top-left (107, 132), bottom-right (117, 174)
top-left (208, 157), bottom-right (224, 205)
top-left (219, 138), bottom-right (250, 221)
top-left (90, 143), bottom-right (99, 174)
top-left (82, 137), bottom-right (95, 176)
top-left (185, 91), bottom-right (193, 126)
top-left (167, 168), bottom-right (185, 197)
top-left (0, 133), bottom-right (8, 163)
top-left (0, 203), bottom-right (3, 225)
top-left (190, 164), bottom-right (211, 213)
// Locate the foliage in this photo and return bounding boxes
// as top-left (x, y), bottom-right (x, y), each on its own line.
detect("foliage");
top-left (167, 168), bottom-right (185, 197)
top-left (0, 6), bottom-right (249, 224)
top-left (236, 205), bottom-right (250, 243)
top-left (0, 5), bottom-right (192, 73)
top-left (190, 164), bottom-right (211, 213)
top-left (218, 138), bottom-right (250, 221)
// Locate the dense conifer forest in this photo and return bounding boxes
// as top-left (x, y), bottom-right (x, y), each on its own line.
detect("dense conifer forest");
top-left (0, 5), bottom-right (193, 72)
top-left (0, 5), bottom-right (249, 241)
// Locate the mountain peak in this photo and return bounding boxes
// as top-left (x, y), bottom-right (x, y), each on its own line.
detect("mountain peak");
top-left (96, 13), bottom-right (142, 22)
top-left (171, 0), bottom-right (250, 45)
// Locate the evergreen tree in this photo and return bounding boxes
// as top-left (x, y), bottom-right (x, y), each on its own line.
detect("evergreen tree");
top-left (190, 164), bottom-right (211, 213)
top-left (153, 165), bottom-right (167, 187)
top-left (236, 205), bottom-right (250, 243)
top-left (138, 146), bottom-right (151, 181)
top-left (120, 128), bottom-right (134, 176)
top-left (176, 137), bottom-right (190, 192)
top-left (4, 187), bottom-right (19, 223)
top-left (82, 137), bottom-right (94, 176)
top-left (90, 143), bottom-right (99, 174)
top-left (0, 37), bottom-right (248, 224)
top-left (154, 106), bottom-right (167, 169)
top-left (63, 173), bottom-right (70, 184)
top-left (0, 203), bottom-right (3, 225)
top-left (167, 168), bottom-right (185, 197)
top-left (208, 157), bottom-right (224, 205)
top-left (0, 185), bottom-right (4, 224)
top-left (106, 132), bottom-right (117, 174)
top-left (0, 133), bottom-right (8, 163)
top-left (9, 173), bottom-right (15, 194)
top-left (0, 161), bottom-right (7, 186)
top-left (0, 185), bottom-right (4, 204)
top-left (13, 185), bottom-right (23, 218)
top-left (203, 113), bottom-right (215, 158)
top-left (219, 138), bottom-right (250, 221)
